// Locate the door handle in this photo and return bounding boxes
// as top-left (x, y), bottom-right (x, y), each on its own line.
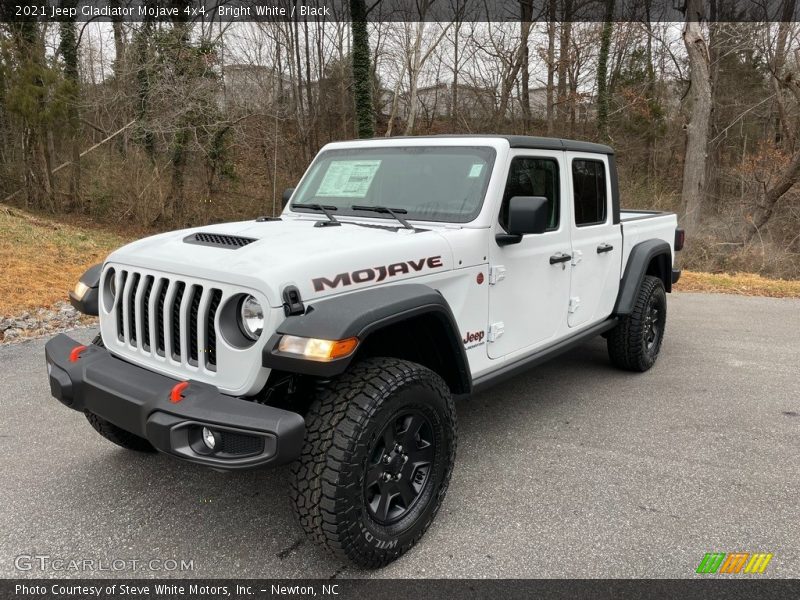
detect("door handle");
top-left (597, 243), bottom-right (614, 254)
top-left (549, 252), bottom-right (572, 265)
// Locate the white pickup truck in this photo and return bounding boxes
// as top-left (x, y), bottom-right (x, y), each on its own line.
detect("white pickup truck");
top-left (46, 135), bottom-right (683, 568)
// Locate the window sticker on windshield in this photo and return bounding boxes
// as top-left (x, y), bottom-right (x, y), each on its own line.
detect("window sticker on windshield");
top-left (468, 163), bottom-right (484, 178)
top-left (316, 160), bottom-right (381, 197)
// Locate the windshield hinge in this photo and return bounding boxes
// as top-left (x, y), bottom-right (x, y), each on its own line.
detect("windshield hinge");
top-left (282, 286), bottom-right (305, 316)
top-left (488, 265), bottom-right (506, 285)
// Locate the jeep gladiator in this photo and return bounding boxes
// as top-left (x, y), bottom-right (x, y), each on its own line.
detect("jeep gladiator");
top-left (45, 135), bottom-right (683, 567)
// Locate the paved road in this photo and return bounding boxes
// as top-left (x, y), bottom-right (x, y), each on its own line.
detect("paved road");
top-left (1, 293), bottom-right (798, 579)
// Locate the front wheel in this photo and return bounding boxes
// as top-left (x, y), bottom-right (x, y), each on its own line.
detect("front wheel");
top-left (607, 275), bottom-right (667, 372)
top-left (290, 357), bottom-right (456, 568)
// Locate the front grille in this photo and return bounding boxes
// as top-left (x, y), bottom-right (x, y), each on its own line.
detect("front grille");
top-left (188, 286), bottom-right (202, 365)
top-left (141, 276), bottom-right (154, 350)
top-left (156, 281), bottom-right (167, 355)
top-left (186, 232), bottom-right (257, 249)
top-left (207, 289), bottom-right (222, 369)
top-left (111, 269), bottom-right (222, 372)
top-left (171, 282), bottom-right (186, 360)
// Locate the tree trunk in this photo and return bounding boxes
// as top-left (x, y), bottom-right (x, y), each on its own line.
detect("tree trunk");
top-left (680, 0), bottom-right (712, 234)
top-left (350, 0), bottom-right (374, 138)
top-left (644, 0), bottom-right (657, 175)
top-left (545, 0), bottom-right (556, 135)
top-left (109, 0), bottom-right (126, 81)
top-left (556, 1), bottom-right (572, 125)
top-left (520, 1), bottom-right (532, 133)
top-left (771, 0), bottom-right (797, 148)
top-left (385, 61), bottom-right (407, 137)
top-left (134, 20), bottom-right (155, 160)
top-left (404, 22), bottom-right (424, 136)
top-left (59, 1), bottom-right (81, 210)
top-left (304, 17), bottom-right (315, 152)
top-left (595, 0), bottom-right (614, 140)
top-left (751, 148), bottom-right (800, 234)
top-left (452, 19), bottom-right (460, 130)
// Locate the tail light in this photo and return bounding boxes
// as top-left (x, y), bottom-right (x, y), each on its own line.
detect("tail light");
top-left (674, 228), bottom-right (685, 251)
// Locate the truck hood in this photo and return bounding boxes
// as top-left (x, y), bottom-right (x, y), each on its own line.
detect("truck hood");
top-left (106, 218), bottom-right (455, 307)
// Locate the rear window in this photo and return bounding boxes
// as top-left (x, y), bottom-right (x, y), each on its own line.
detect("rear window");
top-left (572, 159), bottom-right (607, 226)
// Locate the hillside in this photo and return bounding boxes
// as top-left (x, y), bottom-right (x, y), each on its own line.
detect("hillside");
top-left (0, 205), bottom-right (129, 316)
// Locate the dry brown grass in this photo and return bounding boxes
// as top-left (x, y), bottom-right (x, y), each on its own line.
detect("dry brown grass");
top-left (675, 270), bottom-right (800, 298)
top-left (0, 205), bottom-right (130, 317)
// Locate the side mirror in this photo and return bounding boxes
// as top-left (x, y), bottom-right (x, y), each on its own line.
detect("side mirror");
top-left (496, 196), bottom-right (549, 246)
top-left (282, 187), bottom-right (295, 208)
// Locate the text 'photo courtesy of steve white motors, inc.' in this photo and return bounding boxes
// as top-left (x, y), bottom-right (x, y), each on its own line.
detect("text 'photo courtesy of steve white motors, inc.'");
top-left (14, 583), bottom-right (343, 598)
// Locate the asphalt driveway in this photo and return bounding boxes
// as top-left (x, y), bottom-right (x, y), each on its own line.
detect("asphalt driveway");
top-left (1, 292), bottom-right (798, 578)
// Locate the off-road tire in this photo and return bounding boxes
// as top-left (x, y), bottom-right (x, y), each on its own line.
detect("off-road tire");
top-left (289, 357), bottom-right (457, 568)
top-left (85, 411), bottom-right (156, 453)
top-left (607, 275), bottom-right (667, 372)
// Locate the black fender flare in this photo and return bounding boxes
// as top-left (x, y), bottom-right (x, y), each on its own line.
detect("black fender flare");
top-left (262, 284), bottom-right (471, 393)
top-left (613, 240), bottom-right (672, 316)
top-left (69, 263), bottom-right (103, 316)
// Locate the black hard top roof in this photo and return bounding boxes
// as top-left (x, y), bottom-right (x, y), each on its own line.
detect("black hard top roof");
top-left (370, 134), bottom-right (614, 155)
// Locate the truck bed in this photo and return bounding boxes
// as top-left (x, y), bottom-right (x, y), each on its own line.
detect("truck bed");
top-left (619, 209), bottom-right (678, 272)
top-left (620, 209), bottom-right (670, 222)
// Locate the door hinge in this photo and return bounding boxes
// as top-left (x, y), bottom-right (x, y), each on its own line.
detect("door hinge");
top-left (568, 297), bottom-right (581, 314)
top-left (488, 265), bottom-right (506, 285)
top-left (571, 250), bottom-right (583, 266)
top-left (488, 322), bottom-right (505, 342)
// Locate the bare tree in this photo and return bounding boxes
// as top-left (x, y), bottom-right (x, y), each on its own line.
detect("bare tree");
top-left (402, 17), bottom-right (451, 135)
top-left (681, 0), bottom-right (712, 234)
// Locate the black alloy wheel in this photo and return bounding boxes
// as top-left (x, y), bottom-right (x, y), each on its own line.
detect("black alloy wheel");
top-left (364, 409), bottom-right (436, 525)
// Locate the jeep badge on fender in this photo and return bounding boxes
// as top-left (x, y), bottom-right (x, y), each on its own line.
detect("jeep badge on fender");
top-left (45, 135), bottom-right (682, 569)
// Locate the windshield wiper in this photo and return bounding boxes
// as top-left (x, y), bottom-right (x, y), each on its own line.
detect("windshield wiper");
top-left (352, 205), bottom-right (415, 230)
top-left (293, 203), bottom-right (341, 227)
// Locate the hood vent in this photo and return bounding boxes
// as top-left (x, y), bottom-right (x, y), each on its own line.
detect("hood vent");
top-left (185, 232), bottom-right (258, 249)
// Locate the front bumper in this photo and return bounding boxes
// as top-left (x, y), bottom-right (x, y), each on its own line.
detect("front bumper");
top-left (45, 334), bottom-right (305, 470)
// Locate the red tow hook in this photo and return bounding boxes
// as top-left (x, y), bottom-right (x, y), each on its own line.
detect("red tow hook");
top-left (170, 381), bottom-right (190, 403)
top-left (68, 345), bottom-right (88, 363)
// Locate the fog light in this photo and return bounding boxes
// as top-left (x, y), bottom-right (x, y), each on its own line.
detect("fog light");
top-left (202, 427), bottom-right (221, 451)
top-left (73, 280), bottom-right (90, 301)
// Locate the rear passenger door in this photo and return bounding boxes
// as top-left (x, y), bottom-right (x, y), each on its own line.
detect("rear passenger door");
top-left (565, 152), bottom-right (621, 328)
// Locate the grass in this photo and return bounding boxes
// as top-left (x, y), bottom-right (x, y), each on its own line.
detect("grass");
top-left (0, 205), bottom-right (130, 316)
top-left (0, 205), bottom-right (798, 318)
top-left (674, 270), bottom-right (800, 298)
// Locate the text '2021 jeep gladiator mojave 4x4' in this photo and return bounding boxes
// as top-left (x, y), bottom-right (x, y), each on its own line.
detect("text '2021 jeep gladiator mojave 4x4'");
top-left (46, 135), bottom-right (683, 568)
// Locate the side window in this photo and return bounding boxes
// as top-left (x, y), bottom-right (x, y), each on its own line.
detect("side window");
top-left (572, 159), bottom-right (608, 226)
top-left (499, 157), bottom-right (560, 232)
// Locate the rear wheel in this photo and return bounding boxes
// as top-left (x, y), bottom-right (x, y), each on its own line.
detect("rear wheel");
top-left (85, 411), bottom-right (156, 453)
top-left (290, 357), bottom-right (456, 568)
top-left (607, 275), bottom-right (667, 372)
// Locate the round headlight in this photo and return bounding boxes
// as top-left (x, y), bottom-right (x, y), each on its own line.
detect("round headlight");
top-left (239, 295), bottom-right (264, 340)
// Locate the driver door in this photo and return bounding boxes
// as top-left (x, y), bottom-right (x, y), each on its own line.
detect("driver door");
top-left (487, 151), bottom-right (572, 359)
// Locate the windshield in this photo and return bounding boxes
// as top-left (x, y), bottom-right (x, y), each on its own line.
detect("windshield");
top-left (290, 146), bottom-right (496, 223)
